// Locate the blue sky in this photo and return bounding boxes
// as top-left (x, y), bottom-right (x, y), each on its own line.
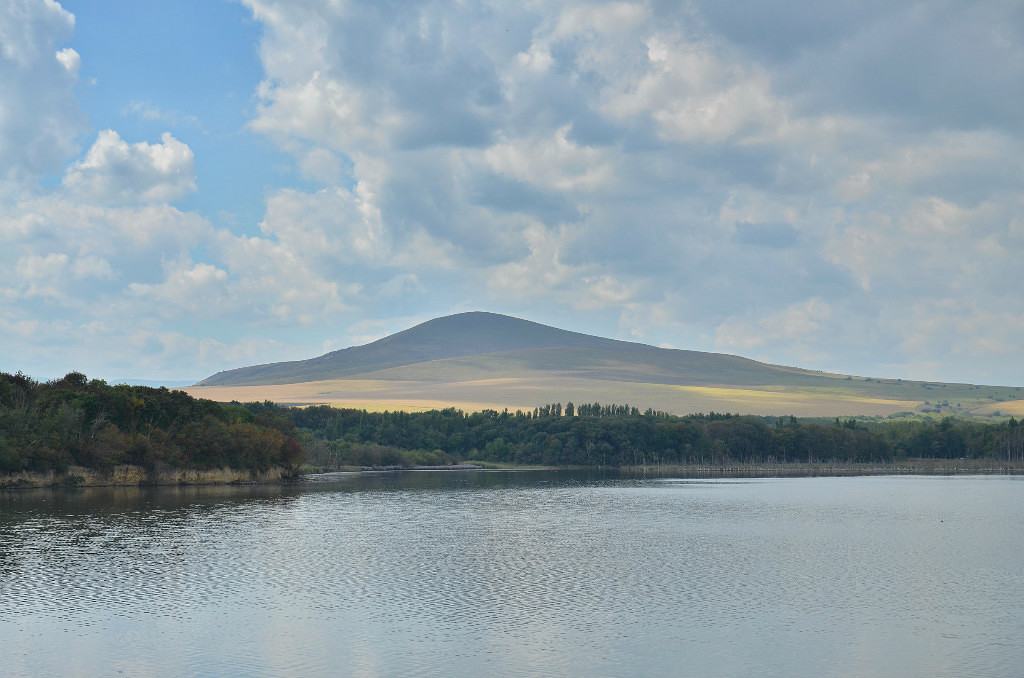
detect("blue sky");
top-left (2, 0), bottom-right (1023, 386)
top-left (60, 0), bottom-right (291, 230)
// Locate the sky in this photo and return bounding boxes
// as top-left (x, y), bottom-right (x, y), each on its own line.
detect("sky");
top-left (1, 0), bottom-right (1023, 386)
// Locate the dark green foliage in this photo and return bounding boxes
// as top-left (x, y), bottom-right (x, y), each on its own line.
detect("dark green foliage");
top-left (278, 402), bottom-right (1024, 469)
top-left (0, 372), bottom-right (304, 474)
top-left (876, 416), bottom-right (1017, 460)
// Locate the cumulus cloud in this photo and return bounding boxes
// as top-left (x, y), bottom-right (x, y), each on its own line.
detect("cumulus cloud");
top-left (0, 198), bottom-right (212, 267)
top-left (0, 0), bottom-right (84, 189)
top-left (258, 186), bottom-right (388, 265)
top-left (485, 222), bottom-right (583, 302)
top-left (602, 33), bottom-right (787, 144)
top-left (128, 262), bottom-right (229, 316)
top-left (483, 126), bottom-right (614, 192)
top-left (0, 2), bottom-right (342, 379)
top-left (226, 0), bottom-right (1024, 384)
top-left (3, 0), bottom-right (1024, 385)
top-left (62, 130), bottom-right (196, 204)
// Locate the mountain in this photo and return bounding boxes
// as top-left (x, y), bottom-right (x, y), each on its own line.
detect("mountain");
top-left (196, 311), bottom-right (814, 387)
top-left (195, 312), bottom-right (618, 386)
top-left (189, 312), bottom-right (1024, 417)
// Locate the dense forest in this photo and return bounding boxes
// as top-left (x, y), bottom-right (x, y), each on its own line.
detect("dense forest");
top-left (244, 401), bottom-right (1024, 469)
top-left (4, 369), bottom-right (1023, 476)
top-left (0, 372), bottom-right (304, 474)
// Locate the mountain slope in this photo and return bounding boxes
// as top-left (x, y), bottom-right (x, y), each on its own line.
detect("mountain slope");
top-left (196, 311), bottom-right (821, 387)
top-left (197, 312), bottom-right (611, 386)
top-left (189, 311), bottom-right (1024, 417)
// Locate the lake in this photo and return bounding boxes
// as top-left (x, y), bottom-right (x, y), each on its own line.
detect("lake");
top-left (2, 471), bottom-right (1022, 677)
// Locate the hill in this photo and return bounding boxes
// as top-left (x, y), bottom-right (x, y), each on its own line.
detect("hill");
top-left (187, 312), bottom-right (1024, 417)
top-left (197, 312), bottom-right (620, 386)
top-left (196, 311), bottom-right (838, 388)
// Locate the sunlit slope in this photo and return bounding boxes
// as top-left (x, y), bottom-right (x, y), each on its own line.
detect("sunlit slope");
top-left (189, 312), bottom-right (1024, 416)
top-left (185, 376), bottom-right (922, 417)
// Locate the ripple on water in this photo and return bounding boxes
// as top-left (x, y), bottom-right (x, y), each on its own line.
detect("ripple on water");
top-left (1, 475), bottom-right (1022, 678)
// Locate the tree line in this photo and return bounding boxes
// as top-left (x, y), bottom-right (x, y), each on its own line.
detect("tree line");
top-left (5, 371), bottom-right (1022, 475)
top-left (0, 372), bottom-right (304, 474)
top-left (252, 401), bottom-right (1024, 469)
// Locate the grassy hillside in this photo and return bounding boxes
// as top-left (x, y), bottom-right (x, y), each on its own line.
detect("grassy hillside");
top-left (185, 374), bottom-right (1024, 418)
top-left (197, 312), bottom-right (625, 386)
top-left (187, 312), bottom-right (1024, 417)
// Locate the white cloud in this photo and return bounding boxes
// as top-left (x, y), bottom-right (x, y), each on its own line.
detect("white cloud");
top-left (0, 0), bottom-right (84, 189)
top-left (605, 34), bottom-right (788, 144)
top-left (63, 130), bottom-right (196, 204)
top-left (298, 148), bottom-right (346, 184)
top-left (259, 185), bottom-right (387, 264)
top-left (72, 254), bottom-right (113, 279)
top-left (212, 229), bottom-right (354, 324)
top-left (833, 129), bottom-right (1022, 204)
top-left (11, 252), bottom-right (66, 300)
top-left (0, 196), bottom-right (221, 376)
top-left (54, 46), bottom-right (78, 74)
top-left (1, 198), bottom-right (211, 261)
top-left (486, 223), bottom-right (572, 300)
top-left (575, 275), bottom-right (637, 310)
top-left (484, 222), bottom-right (631, 307)
top-left (483, 126), bottom-right (613, 192)
top-left (4, 0), bottom-right (1024, 386)
top-left (128, 261), bottom-right (230, 317)
top-left (251, 71), bottom-right (394, 152)
top-left (15, 251), bottom-right (68, 280)
top-left (824, 196), bottom-right (1019, 296)
top-left (0, 0), bottom-right (74, 65)
top-left (514, 2), bottom-right (648, 76)
top-left (228, 0), bottom-right (1024, 384)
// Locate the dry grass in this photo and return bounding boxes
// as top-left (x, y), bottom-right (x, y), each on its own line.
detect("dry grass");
top-left (969, 399), bottom-right (1024, 417)
top-left (183, 375), bottom-right (929, 417)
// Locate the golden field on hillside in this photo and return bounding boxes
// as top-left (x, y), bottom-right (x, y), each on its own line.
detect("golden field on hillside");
top-left (184, 369), bottom-right (1024, 418)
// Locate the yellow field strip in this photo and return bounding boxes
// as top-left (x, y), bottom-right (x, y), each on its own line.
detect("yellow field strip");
top-left (184, 377), bottom-right (930, 417)
top-left (969, 400), bottom-right (1024, 416)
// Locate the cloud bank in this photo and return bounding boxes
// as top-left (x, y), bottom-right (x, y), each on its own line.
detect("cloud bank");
top-left (1, 0), bottom-right (1022, 386)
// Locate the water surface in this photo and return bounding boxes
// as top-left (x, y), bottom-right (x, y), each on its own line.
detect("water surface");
top-left (2, 472), bottom-right (1022, 677)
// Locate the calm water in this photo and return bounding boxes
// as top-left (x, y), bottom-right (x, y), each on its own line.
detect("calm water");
top-left (1, 472), bottom-right (1022, 678)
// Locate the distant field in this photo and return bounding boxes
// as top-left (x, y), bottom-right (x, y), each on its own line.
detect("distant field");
top-left (182, 372), bottom-right (1024, 418)
top-left (970, 400), bottom-right (1024, 417)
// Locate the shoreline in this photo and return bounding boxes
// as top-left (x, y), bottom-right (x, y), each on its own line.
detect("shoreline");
top-left (617, 458), bottom-right (1024, 478)
top-left (0, 464), bottom-right (296, 489)
top-left (4, 459), bottom-right (1022, 489)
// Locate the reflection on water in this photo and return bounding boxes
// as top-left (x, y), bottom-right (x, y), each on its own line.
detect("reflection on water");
top-left (2, 472), bottom-right (1023, 677)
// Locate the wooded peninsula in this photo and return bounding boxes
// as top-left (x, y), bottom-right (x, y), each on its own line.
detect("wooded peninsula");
top-left (3, 371), bottom-right (1023, 486)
